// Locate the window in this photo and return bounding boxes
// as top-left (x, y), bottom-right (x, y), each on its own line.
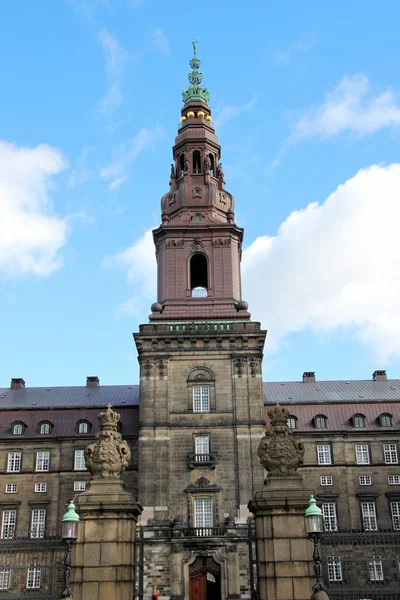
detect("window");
top-left (314, 415), bottom-right (327, 429)
top-left (39, 422), bottom-right (51, 435)
top-left (317, 445), bottom-right (332, 465)
top-left (368, 556), bottom-right (384, 581)
top-left (193, 385), bottom-right (210, 412)
top-left (192, 150), bottom-right (201, 173)
top-left (194, 499), bottom-right (213, 528)
top-left (355, 444), bottom-right (370, 465)
top-left (287, 416), bottom-right (297, 429)
top-left (327, 557), bottom-right (342, 582)
top-left (1, 510), bottom-right (16, 539)
top-left (30, 509), bottom-right (46, 539)
top-left (74, 481), bottom-right (86, 491)
top-left (0, 565), bottom-right (11, 590)
top-left (34, 483), bottom-right (47, 493)
top-left (322, 503), bottom-right (338, 531)
top-left (353, 414), bottom-right (365, 428)
top-left (359, 475), bottom-right (372, 486)
top-left (78, 421), bottom-right (89, 434)
top-left (74, 449), bottom-right (86, 471)
top-left (26, 564), bottom-right (41, 589)
top-left (389, 475), bottom-right (400, 485)
top-left (195, 436), bottom-right (209, 456)
top-left (383, 443), bottom-right (398, 464)
top-left (35, 451), bottom-right (50, 472)
top-left (391, 502), bottom-right (400, 530)
top-left (361, 501), bottom-right (377, 531)
top-left (190, 253), bottom-right (208, 295)
top-left (5, 484), bottom-right (18, 494)
top-left (12, 422), bottom-right (23, 435)
top-left (320, 476), bottom-right (333, 486)
top-left (379, 413), bottom-right (392, 427)
top-left (7, 452), bottom-right (21, 473)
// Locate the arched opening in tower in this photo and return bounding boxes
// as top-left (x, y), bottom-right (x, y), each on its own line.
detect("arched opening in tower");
top-left (208, 153), bottom-right (215, 176)
top-left (179, 154), bottom-right (185, 177)
top-left (190, 253), bottom-right (208, 297)
top-left (193, 150), bottom-right (201, 174)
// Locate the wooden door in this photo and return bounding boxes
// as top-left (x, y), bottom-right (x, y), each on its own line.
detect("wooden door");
top-left (189, 571), bottom-right (207, 600)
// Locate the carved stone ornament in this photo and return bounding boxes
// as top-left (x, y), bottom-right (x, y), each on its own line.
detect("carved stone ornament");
top-left (257, 404), bottom-right (305, 478)
top-left (166, 240), bottom-right (185, 249)
top-left (219, 192), bottom-right (227, 205)
top-left (235, 357), bottom-right (246, 378)
top-left (85, 404), bottom-right (131, 479)
top-left (143, 359), bottom-right (152, 377)
top-left (212, 238), bottom-right (231, 247)
top-left (192, 186), bottom-right (202, 199)
top-left (191, 235), bottom-right (204, 250)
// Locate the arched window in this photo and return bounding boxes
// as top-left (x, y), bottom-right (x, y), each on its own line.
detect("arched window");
top-left (190, 253), bottom-right (208, 297)
top-left (314, 415), bottom-right (327, 429)
top-left (353, 414), bottom-right (365, 428)
top-left (77, 421), bottom-right (90, 434)
top-left (179, 154), bottom-right (185, 177)
top-left (379, 413), bottom-right (392, 427)
top-left (208, 153), bottom-right (215, 176)
top-left (12, 422), bottom-right (24, 435)
top-left (193, 150), bottom-right (201, 174)
top-left (39, 422), bottom-right (52, 435)
top-left (287, 416), bottom-right (297, 429)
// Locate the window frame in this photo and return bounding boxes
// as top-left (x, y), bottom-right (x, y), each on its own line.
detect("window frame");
top-left (1, 510), bottom-right (16, 540)
top-left (34, 483), bottom-right (47, 493)
top-left (7, 452), bottom-right (22, 473)
top-left (383, 443), bottom-right (398, 464)
top-left (287, 416), bottom-right (297, 429)
top-left (388, 475), bottom-right (400, 485)
top-left (322, 502), bottom-right (338, 532)
top-left (0, 564), bottom-right (11, 590)
top-left (361, 501), bottom-right (378, 531)
top-left (77, 421), bottom-right (90, 434)
top-left (5, 484), bottom-right (18, 494)
top-left (353, 414), bottom-right (365, 428)
top-left (30, 509), bottom-right (46, 539)
top-left (390, 501), bottom-right (400, 531)
top-left (314, 415), bottom-right (327, 429)
top-left (317, 444), bottom-right (332, 465)
top-left (194, 435), bottom-right (210, 455)
top-left (26, 564), bottom-right (41, 589)
top-left (320, 476), bottom-right (333, 486)
top-left (74, 481), bottom-right (87, 492)
top-left (355, 444), bottom-right (370, 465)
top-left (379, 413), bottom-right (392, 427)
top-left (192, 385), bottom-right (210, 413)
top-left (359, 475), bottom-right (372, 486)
top-left (39, 422), bottom-right (52, 435)
top-left (193, 498), bottom-right (213, 528)
top-left (327, 556), bottom-right (343, 582)
top-left (35, 451), bottom-right (50, 472)
top-left (12, 422), bottom-right (24, 436)
top-left (74, 449), bottom-right (87, 471)
top-left (368, 556), bottom-right (384, 581)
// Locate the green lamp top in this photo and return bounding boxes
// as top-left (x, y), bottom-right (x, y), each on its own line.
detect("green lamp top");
top-left (182, 40), bottom-right (210, 105)
top-left (62, 500), bottom-right (80, 522)
top-left (305, 495), bottom-right (322, 517)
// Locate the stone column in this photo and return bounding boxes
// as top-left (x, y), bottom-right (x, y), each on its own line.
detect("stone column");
top-left (72, 404), bottom-right (142, 600)
top-left (248, 405), bottom-right (315, 600)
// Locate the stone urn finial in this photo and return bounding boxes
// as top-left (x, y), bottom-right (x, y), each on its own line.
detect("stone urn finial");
top-left (84, 404), bottom-right (131, 479)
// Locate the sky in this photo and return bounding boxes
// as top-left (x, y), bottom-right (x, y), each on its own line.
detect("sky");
top-left (1, 0), bottom-right (400, 386)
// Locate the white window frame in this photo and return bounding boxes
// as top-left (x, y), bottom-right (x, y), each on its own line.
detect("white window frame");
top-left (30, 509), bottom-right (46, 539)
top-left (322, 503), bottom-right (338, 531)
top-left (327, 556), bottom-right (342, 582)
top-left (193, 385), bottom-right (210, 412)
top-left (1, 510), bottom-right (16, 540)
top-left (287, 417), bottom-right (297, 429)
top-left (78, 421), bottom-right (89, 434)
top-left (34, 483), bottom-right (47, 493)
top-left (5, 484), bottom-right (18, 494)
top-left (26, 564), bottom-right (41, 589)
top-left (7, 452), bottom-right (21, 473)
top-left (194, 498), bottom-right (213, 528)
top-left (368, 556), bottom-right (384, 581)
top-left (383, 443), bottom-right (398, 464)
top-left (359, 475), bottom-right (372, 486)
top-left (195, 436), bottom-right (210, 456)
top-left (391, 501), bottom-right (400, 531)
top-left (12, 423), bottom-right (23, 435)
top-left (74, 481), bottom-right (86, 492)
top-left (40, 422), bottom-right (51, 435)
top-left (388, 475), bottom-right (400, 485)
top-left (35, 451), bottom-right (50, 472)
top-left (320, 476), bottom-right (333, 486)
top-left (74, 449), bottom-right (86, 471)
top-left (380, 414), bottom-right (392, 427)
top-left (361, 501), bottom-right (378, 531)
top-left (355, 444), bottom-right (370, 465)
top-left (317, 445), bottom-right (332, 465)
top-left (0, 564), bottom-right (11, 590)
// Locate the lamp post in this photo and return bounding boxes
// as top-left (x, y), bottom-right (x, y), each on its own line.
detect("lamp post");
top-left (61, 500), bottom-right (79, 599)
top-left (305, 495), bottom-right (329, 600)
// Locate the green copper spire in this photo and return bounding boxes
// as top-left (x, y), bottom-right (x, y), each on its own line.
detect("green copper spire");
top-left (182, 40), bottom-right (210, 105)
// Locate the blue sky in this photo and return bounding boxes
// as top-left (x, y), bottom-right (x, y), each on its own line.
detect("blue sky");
top-left (2, 0), bottom-right (400, 386)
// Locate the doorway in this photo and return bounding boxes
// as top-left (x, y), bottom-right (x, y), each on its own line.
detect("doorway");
top-left (189, 556), bottom-right (221, 600)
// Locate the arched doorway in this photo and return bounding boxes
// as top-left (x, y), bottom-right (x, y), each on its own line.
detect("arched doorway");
top-left (189, 556), bottom-right (221, 600)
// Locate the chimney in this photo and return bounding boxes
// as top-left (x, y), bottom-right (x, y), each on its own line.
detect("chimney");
top-left (302, 371), bottom-right (316, 383)
top-left (86, 376), bottom-right (100, 388)
top-left (372, 370), bottom-right (387, 382)
top-left (11, 378), bottom-right (25, 390)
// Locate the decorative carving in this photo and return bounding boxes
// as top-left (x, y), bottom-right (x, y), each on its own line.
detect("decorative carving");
top-left (212, 238), bottom-right (231, 247)
top-left (168, 193), bottom-right (176, 206)
top-left (217, 162), bottom-right (225, 182)
top-left (158, 359), bottom-right (166, 379)
top-left (249, 358), bottom-right (258, 377)
top-left (190, 213), bottom-right (205, 223)
top-left (142, 360), bottom-right (152, 378)
top-left (257, 404), bottom-right (305, 478)
top-left (184, 154), bottom-right (190, 173)
top-left (191, 235), bottom-right (204, 251)
top-left (85, 404), bottom-right (131, 479)
top-left (195, 476), bottom-right (211, 488)
top-left (192, 186), bottom-right (202, 199)
top-left (219, 192), bottom-right (227, 205)
top-left (166, 240), bottom-right (185, 249)
top-left (235, 358), bottom-right (246, 378)
top-left (204, 155), bottom-right (211, 173)
top-left (170, 163), bottom-right (176, 179)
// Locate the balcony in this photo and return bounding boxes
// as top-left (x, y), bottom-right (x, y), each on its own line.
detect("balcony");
top-left (187, 453), bottom-right (216, 469)
top-left (184, 527), bottom-right (225, 537)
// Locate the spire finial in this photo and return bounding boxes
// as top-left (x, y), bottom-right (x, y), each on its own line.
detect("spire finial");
top-left (182, 40), bottom-right (210, 105)
top-left (192, 39), bottom-right (198, 57)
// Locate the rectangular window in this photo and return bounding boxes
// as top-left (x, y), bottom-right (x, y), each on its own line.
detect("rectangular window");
top-left (391, 502), bottom-right (400, 530)
top-left (368, 556), bottom-right (384, 581)
top-left (361, 501), bottom-right (377, 531)
top-left (317, 445), bottom-right (332, 465)
top-left (194, 499), bottom-right (213, 528)
top-left (35, 451), bottom-right (50, 472)
top-left (7, 452), bottom-right (21, 473)
top-left (359, 475), bottom-right (372, 486)
top-left (26, 564), bottom-right (41, 589)
top-left (383, 443), bottom-right (398, 464)
top-left (0, 565), bottom-right (11, 590)
top-left (74, 481), bottom-right (86, 491)
top-left (389, 475), bottom-right (400, 485)
top-left (74, 449), bottom-right (86, 471)
top-left (355, 444), bottom-right (370, 465)
top-left (327, 556), bottom-right (342, 582)
top-left (34, 483), bottom-right (47, 493)
top-left (193, 385), bottom-right (210, 412)
top-left (1, 510), bottom-right (16, 540)
top-left (322, 503), bottom-right (338, 531)
top-left (5, 484), bottom-right (18, 494)
top-left (320, 476), bottom-right (333, 486)
top-left (195, 436), bottom-right (209, 455)
top-left (30, 509), bottom-right (46, 539)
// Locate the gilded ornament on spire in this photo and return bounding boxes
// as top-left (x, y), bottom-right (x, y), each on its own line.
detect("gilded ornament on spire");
top-left (182, 40), bottom-right (210, 105)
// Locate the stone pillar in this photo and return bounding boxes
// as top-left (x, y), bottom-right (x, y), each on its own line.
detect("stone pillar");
top-left (71, 404), bottom-right (142, 600)
top-left (226, 547), bottom-right (240, 600)
top-left (170, 545), bottom-right (184, 600)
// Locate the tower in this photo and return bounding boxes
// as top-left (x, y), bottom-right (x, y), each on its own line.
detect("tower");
top-left (134, 43), bottom-right (266, 600)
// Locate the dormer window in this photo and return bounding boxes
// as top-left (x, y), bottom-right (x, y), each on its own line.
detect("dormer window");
top-left (190, 253), bottom-right (208, 297)
top-left (314, 415), bottom-right (327, 429)
top-left (353, 414), bottom-right (365, 428)
top-left (39, 422), bottom-right (52, 435)
top-left (12, 422), bottom-right (24, 435)
top-left (379, 413), bottom-right (392, 427)
top-left (287, 416), bottom-right (297, 429)
top-left (77, 421), bottom-right (91, 434)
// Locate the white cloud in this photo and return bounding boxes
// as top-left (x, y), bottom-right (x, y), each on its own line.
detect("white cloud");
top-left (0, 140), bottom-right (68, 277)
top-left (97, 29), bottom-right (130, 116)
top-left (151, 27), bottom-right (170, 54)
top-left (274, 32), bottom-right (317, 66)
top-left (242, 163), bottom-right (400, 362)
top-left (214, 96), bottom-right (257, 128)
top-left (100, 124), bottom-right (165, 189)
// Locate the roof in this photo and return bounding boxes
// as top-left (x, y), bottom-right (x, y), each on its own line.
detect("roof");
top-left (0, 385), bottom-right (139, 410)
top-left (263, 379), bottom-right (400, 404)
